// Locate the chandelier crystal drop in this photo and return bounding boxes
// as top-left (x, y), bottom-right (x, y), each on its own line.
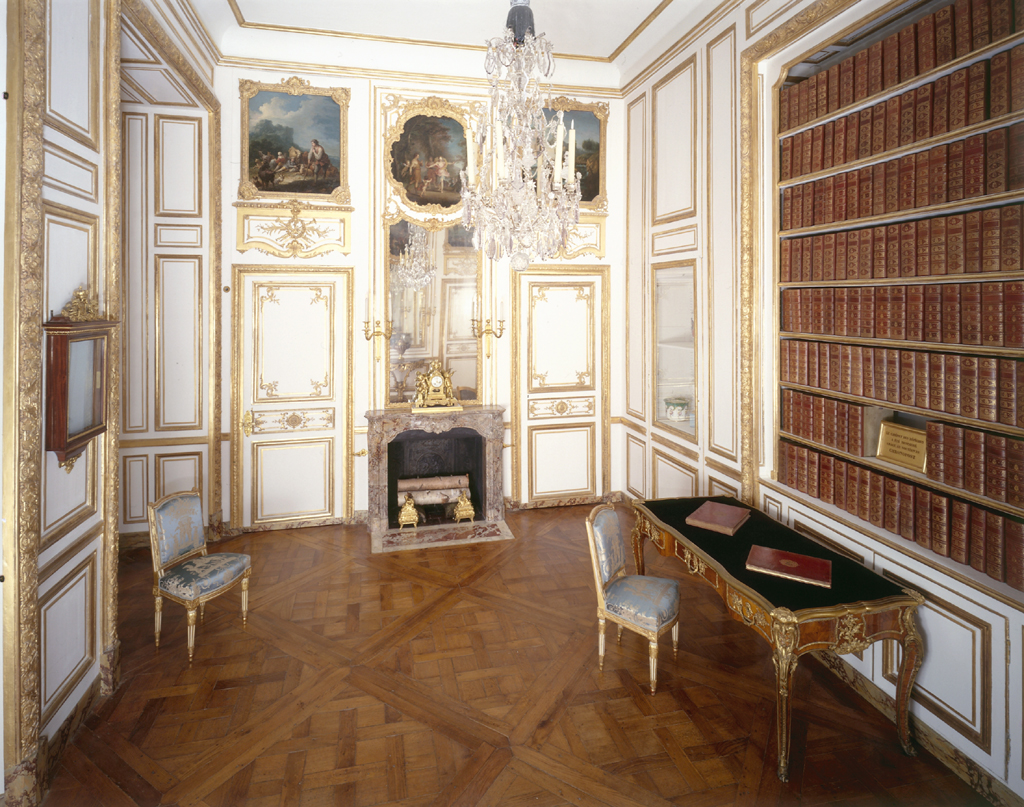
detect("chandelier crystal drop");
top-left (459, 0), bottom-right (581, 269)
top-left (390, 223), bottom-right (436, 290)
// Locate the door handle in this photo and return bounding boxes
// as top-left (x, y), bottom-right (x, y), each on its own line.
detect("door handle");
top-left (242, 410), bottom-right (254, 437)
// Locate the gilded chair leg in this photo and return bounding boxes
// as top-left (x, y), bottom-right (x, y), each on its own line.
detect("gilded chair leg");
top-left (598, 617), bottom-right (606, 671)
top-left (617, 625), bottom-right (623, 645)
top-left (154, 595), bottom-right (162, 648)
top-left (241, 570), bottom-right (251, 626)
top-left (649, 639), bottom-right (659, 695)
top-left (186, 607), bottom-right (198, 662)
top-left (672, 622), bottom-right (679, 657)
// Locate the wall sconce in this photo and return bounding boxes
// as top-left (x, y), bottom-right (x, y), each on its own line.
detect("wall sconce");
top-left (471, 298), bottom-right (505, 359)
top-left (363, 296), bottom-right (393, 362)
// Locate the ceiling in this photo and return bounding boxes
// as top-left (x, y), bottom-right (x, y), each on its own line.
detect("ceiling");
top-left (203, 0), bottom-right (679, 62)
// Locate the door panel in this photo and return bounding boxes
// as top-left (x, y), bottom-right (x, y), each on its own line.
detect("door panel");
top-left (233, 268), bottom-right (350, 528)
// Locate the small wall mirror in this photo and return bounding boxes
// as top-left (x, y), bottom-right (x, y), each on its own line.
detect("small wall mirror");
top-left (386, 218), bottom-right (481, 405)
top-left (44, 315), bottom-right (116, 464)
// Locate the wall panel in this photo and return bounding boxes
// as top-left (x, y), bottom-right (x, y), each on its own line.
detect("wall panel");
top-left (154, 115), bottom-right (201, 216)
top-left (41, 445), bottom-right (97, 546)
top-left (653, 449), bottom-right (698, 499)
top-left (155, 255), bottom-right (202, 430)
top-left (44, 0), bottom-right (99, 148)
top-left (123, 112), bottom-right (149, 433)
top-left (652, 57), bottom-right (697, 224)
top-left (528, 424), bottom-right (595, 501)
top-left (122, 455), bottom-right (149, 525)
top-left (42, 140), bottom-right (99, 203)
top-left (626, 95), bottom-right (648, 421)
top-left (42, 203), bottom-right (97, 321)
top-left (155, 451), bottom-right (203, 500)
top-left (626, 432), bottom-right (646, 498)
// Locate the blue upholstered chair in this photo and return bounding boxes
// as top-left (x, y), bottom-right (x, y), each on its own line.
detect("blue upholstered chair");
top-left (146, 490), bottom-right (252, 661)
top-left (585, 503), bottom-right (680, 694)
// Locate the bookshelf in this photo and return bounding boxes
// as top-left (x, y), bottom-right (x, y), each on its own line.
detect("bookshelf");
top-left (775, 0), bottom-right (1024, 595)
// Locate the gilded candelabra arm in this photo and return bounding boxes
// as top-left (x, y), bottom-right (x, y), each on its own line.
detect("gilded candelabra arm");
top-left (363, 319), bottom-right (394, 362)
top-left (471, 317), bottom-right (505, 359)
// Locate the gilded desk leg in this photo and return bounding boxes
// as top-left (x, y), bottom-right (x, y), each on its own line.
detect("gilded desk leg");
top-left (896, 597), bottom-right (925, 756)
top-left (630, 518), bottom-right (647, 576)
top-left (771, 608), bottom-right (800, 782)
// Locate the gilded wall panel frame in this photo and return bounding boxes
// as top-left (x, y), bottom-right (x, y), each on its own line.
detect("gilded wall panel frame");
top-left (42, 202), bottom-right (99, 323)
top-left (527, 397), bottom-right (596, 420)
top-left (527, 423), bottom-right (596, 502)
top-left (154, 254), bottom-right (203, 431)
top-left (557, 213), bottom-right (606, 260)
top-left (155, 451), bottom-right (203, 500)
top-left (252, 437), bottom-right (334, 525)
top-left (544, 96), bottom-right (609, 212)
top-left (235, 200), bottom-right (352, 259)
top-left (43, 0), bottom-right (101, 150)
top-left (652, 448), bottom-right (699, 500)
top-left (239, 76), bottom-right (351, 207)
top-left (121, 454), bottom-right (149, 525)
top-left (626, 93), bottom-right (648, 424)
top-left (42, 140), bottom-right (100, 203)
top-left (651, 55), bottom-right (697, 225)
top-left (154, 114), bottom-right (202, 218)
top-left (626, 432), bottom-right (647, 499)
top-left (526, 281), bottom-right (596, 394)
top-left (41, 443), bottom-right (98, 550)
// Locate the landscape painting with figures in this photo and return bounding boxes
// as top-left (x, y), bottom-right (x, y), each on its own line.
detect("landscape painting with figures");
top-left (543, 107), bottom-right (601, 203)
top-left (390, 114), bottom-right (466, 208)
top-left (247, 90), bottom-right (342, 196)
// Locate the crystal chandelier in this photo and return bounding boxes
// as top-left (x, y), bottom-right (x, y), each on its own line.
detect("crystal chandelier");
top-left (460, 0), bottom-right (581, 271)
top-left (390, 223), bottom-right (436, 289)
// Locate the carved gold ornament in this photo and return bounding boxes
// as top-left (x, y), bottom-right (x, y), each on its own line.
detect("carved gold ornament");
top-left (453, 491), bottom-right (475, 523)
top-left (398, 494), bottom-right (419, 529)
top-left (412, 360), bottom-right (460, 410)
top-left (834, 613), bottom-right (871, 655)
top-left (60, 286), bottom-right (101, 321)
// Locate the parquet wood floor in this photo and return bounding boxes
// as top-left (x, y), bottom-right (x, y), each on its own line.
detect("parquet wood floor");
top-left (44, 505), bottom-right (990, 806)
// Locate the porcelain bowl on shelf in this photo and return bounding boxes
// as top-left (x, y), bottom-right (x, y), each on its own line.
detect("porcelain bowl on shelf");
top-left (664, 397), bottom-right (689, 421)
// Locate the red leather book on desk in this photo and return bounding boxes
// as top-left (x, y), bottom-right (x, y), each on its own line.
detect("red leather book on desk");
top-left (746, 545), bottom-right (832, 588)
top-left (685, 500), bottom-right (751, 535)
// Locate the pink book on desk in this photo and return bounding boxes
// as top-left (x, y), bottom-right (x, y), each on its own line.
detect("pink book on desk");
top-left (684, 501), bottom-right (751, 535)
top-left (745, 545), bottom-right (833, 588)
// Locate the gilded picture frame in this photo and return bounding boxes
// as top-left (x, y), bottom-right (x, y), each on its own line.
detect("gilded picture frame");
top-left (544, 96), bottom-right (609, 212)
top-left (239, 76), bottom-right (351, 206)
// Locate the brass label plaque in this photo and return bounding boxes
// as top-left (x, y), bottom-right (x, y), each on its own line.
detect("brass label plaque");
top-left (876, 420), bottom-right (927, 473)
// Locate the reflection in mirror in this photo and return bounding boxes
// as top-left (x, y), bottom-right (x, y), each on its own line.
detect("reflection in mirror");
top-left (67, 337), bottom-right (104, 436)
top-left (387, 218), bottom-right (480, 405)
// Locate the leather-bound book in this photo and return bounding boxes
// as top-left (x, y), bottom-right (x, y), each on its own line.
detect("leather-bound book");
top-left (872, 163), bottom-right (886, 216)
top-left (986, 128), bottom-right (1008, 195)
top-left (949, 68), bottom-right (969, 131)
top-left (927, 421), bottom-right (945, 482)
top-left (840, 344), bottom-right (853, 393)
top-left (931, 217), bottom-right (948, 276)
top-left (935, 5), bottom-right (956, 65)
top-left (786, 442), bottom-right (799, 488)
top-left (796, 341), bottom-right (808, 384)
top-left (812, 235), bottom-right (825, 282)
top-left (834, 459), bottom-right (848, 511)
top-left (868, 41), bottom-right (883, 97)
top-left (847, 169), bottom-right (861, 222)
top-left (1006, 281), bottom-right (1024, 348)
top-left (845, 459), bottom-right (860, 512)
top-left (925, 284), bottom-right (944, 343)
top-left (1010, 123), bottom-right (1024, 191)
top-left (808, 450), bottom-right (820, 499)
top-left (982, 282), bottom-right (1004, 346)
top-left (823, 397), bottom-right (838, 447)
top-left (846, 231), bottom-right (860, 284)
top-left (848, 405), bottom-right (865, 455)
top-left (971, 0), bottom-right (991, 49)
top-left (835, 174), bottom-right (849, 223)
top-left (969, 506), bottom-right (987, 572)
top-left (916, 488), bottom-right (933, 549)
top-left (824, 122), bottom-right (835, 173)
top-left (840, 56), bottom-right (856, 108)
top-left (899, 23), bottom-right (918, 83)
top-left (947, 213), bottom-right (966, 273)
top-left (797, 80), bottom-right (809, 127)
top-left (746, 545), bottom-right (832, 588)
top-left (823, 233), bottom-right (836, 280)
top-left (829, 64), bottom-right (841, 113)
top-left (833, 119), bottom-right (847, 171)
top-left (872, 101), bottom-right (887, 156)
top-left (884, 35), bottom-right (900, 89)
top-left (835, 287), bottom-right (849, 337)
top-left (899, 154), bottom-right (917, 211)
top-left (931, 493), bottom-right (951, 557)
top-left (916, 84), bottom-right (934, 143)
top-left (1005, 518), bottom-right (1024, 591)
top-left (836, 401), bottom-right (850, 452)
top-left (965, 428), bottom-right (987, 495)
top-left (917, 219), bottom-right (933, 276)
top-left (782, 187), bottom-right (793, 231)
top-left (900, 349), bottom-right (916, 405)
top-left (886, 348), bottom-right (901, 404)
top-left (985, 512), bottom-right (1005, 581)
top-left (874, 346), bottom-right (889, 399)
top-left (1007, 437), bottom-right (1024, 507)
top-left (899, 221), bottom-right (917, 278)
top-left (862, 348), bottom-right (875, 398)
top-left (811, 125), bottom-right (824, 174)
top-left (999, 359), bottom-right (1018, 428)
top-left (807, 338), bottom-right (819, 386)
top-left (884, 476), bottom-right (901, 534)
top-left (828, 342), bottom-right (841, 391)
top-left (981, 209), bottom-right (1003, 275)
top-left (782, 390), bottom-right (794, 433)
top-left (860, 466), bottom-right (873, 522)
top-left (685, 500), bottom-right (752, 535)
top-left (858, 108), bottom-right (874, 160)
top-left (803, 237), bottom-right (814, 281)
top-left (790, 239), bottom-right (803, 284)
top-left (847, 112), bottom-right (860, 162)
top-left (820, 454), bottom-right (835, 504)
top-left (791, 186), bottom-right (803, 232)
top-left (803, 183), bottom-right (815, 229)
top-left (859, 224), bottom-right (874, 278)
top-left (781, 240), bottom-right (792, 283)
top-left (933, 75), bottom-right (951, 137)
top-left (884, 160), bottom-right (899, 214)
top-left (1014, 46), bottom-right (1024, 114)
top-left (961, 354), bottom-right (980, 419)
top-left (873, 227), bottom-right (887, 279)
top-left (782, 289), bottom-right (796, 332)
top-left (960, 281), bottom-right (983, 345)
top-left (963, 133), bottom-right (987, 198)
top-left (978, 356), bottom-right (999, 421)
top-left (948, 139), bottom-right (966, 202)
top-left (885, 224), bottom-right (900, 276)
top-left (930, 144), bottom-right (949, 205)
top-left (990, 0), bottom-right (1012, 38)
top-left (849, 346), bottom-right (863, 397)
top-left (781, 136), bottom-right (794, 181)
top-left (861, 289), bottom-right (876, 337)
top-left (965, 210), bottom-right (983, 272)
top-left (907, 284), bottom-right (926, 341)
top-left (945, 423), bottom-right (966, 488)
top-left (967, 61), bottom-right (989, 126)
top-left (858, 166), bottom-right (873, 219)
top-left (951, 501), bottom-right (971, 563)
top-left (869, 470), bottom-right (885, 527)
top-left (985, 433), bottom-right (1007, 502)
top-left (816, 345), bottom-right (829, 393)
top-left (900, 89), bottom-right (917, 146)
top-left (817, 70), bottom-right (830, 122)
top-left (990, 51), bottom-right (1011, 119)
top-left (900, 482), bottom-right (916, 541)
top-left (795, 444), bottom-right (808, 493)
top-left (801, 129), bottom-right (813, 176)
top-left (807, 74), bottom-right (819, 121)
top-left (915, 152), bottom-right (931, 210)
top-left (892, 286), bottom-right (907, 339)
top-left (945, 353), bottom-right (963, 415)
top-left (915, 351), bottom-right (930, 408)
top-left (1001, 206), bottom-right (1023, 271)
top-left (780, 86), bottom-right (791, 133)
top-left (942, 283), bottom-right (962, 343)
top-left (884, 95), bottom-right (901, 154)
top-left (918, 13), bottom-right (937, 73)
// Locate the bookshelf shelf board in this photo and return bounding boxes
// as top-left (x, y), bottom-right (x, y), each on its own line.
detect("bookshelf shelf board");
top-left (779, 333), bottom-right (1024, 358)
top-left (779, 271), bottom-right (1024, 286)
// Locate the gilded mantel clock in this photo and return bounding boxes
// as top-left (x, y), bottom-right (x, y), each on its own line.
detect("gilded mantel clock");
top-left (412, 360), bottom-right (461, 412)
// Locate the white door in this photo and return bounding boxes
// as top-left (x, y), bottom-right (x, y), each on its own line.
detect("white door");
top-left (232, 267), bottom-right (351, 528)
top-left (513, 267), bottom-right (608, 506)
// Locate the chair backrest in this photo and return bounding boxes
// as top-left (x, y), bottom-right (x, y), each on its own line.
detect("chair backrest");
top-left (147, 490), bottom-right (206, 573)
top-left (585, 504), bottom-right (627, 605)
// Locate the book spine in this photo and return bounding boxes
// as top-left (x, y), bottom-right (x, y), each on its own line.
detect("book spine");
top-left (900, 348), bottom-right (915, 406)
top-left (900, 89), bottom-right (917, 149)
top-left (829, 64), bottom-right (841, 113)
top-left (841, 344), bottom-right (853, 394)
top-left (1005, 518), bottom-right (1024, 592)
top-left (918, 14), bottom-right (937, 73)
top-left (931, 216), bottom-right (948, 276)
top-left (990, 50), bottom-right (1011, 118)
top-left (872, 163), bottom-right (886, 216)
top-left (934, 74), bottom-right (951, 138)
top-left (907, 284), bottom-right (926, 341)
top-left (803, 238), bottom-right (814, 281)
top-left (949, 67), bottom-right (969, 131)
top-left (1010, 121), bottom-right (1024, 189)
top-left (961, 280), bottom-right (983, 345)
top-left (970, 506), bottom-right (987, 572)
top-left (948, 213), bottom-right (966, 274)
top-left (820, 454), bottom-right (835, 504)
top-left (927, 420), bottom-right (946, 483)
top-left (869, 470), bottom-right (884, 527)
top-left (847, 112), bottom-right (860, 163)
top-left (900, 482), bottom-right (916, 541)
top-left (883, 33), bottom-right (900, 90)
top-left (823, 232), bottom-right (836, 280)
top-left (875, 346), bottom-right (888, 399)
top-left (916, 151), bottom-right (932, 210)
top-left (900, 23), bottom-right (918, 83)
top-left (945, 424), bottom-right (966, 489)
top-left (985, 433), bottom-right (1007, 502)
top-left (858, 108), bottom-right (873, 161)
top-left (986, 128), bottom-right (1008, 195)
top-left (951, 500), bottom-right (971, 563)
top-left (915, 350), bottom-right (930, 408)
top-left (982, 281), bottom-right (1004, 347)
top-left (834, 173), bottom-right (848, 223)
top-left (862, 347), bottom-right (875, 398)
top-left (1014, 45), bottom-right (1024, 113)
top-left (916, 488), bottom-right (933, 549)
top-left (942, 283), bottom-right (962, 343)
top-left (990, 0), bottom-right (1013, 38)
top-left (811, 125), bottom-right (824, 174)
top-left (873, 226), bottom-right (887, 280)
top-left (979, 356), bottom-right (999, 422)
top-left (872, 101), bottom-right (887, 156)
top-left (860, 467), bottom-right (873, 522)
top-left (786, 442), bottom-right (799, 488)
top-left (955, 0), bottom-right (973, 58)
top-left (834, 459), bottom-right (848, 511)
top-left (846, 460), bottom-right (860, 513)
top-left (946, 353), bottom-right (963, 415)
top-left (917, 218), bottom-right (932, 276)
top-left (999, 359), bottom-right (1019, 428)
top-left (965, 209), bottom-right (983, 272)
top-left (868, 41), bottom-right (883, 98)
top-left (803, 184), bottom-right (815, 229)
top-left (859, 222), bottom-right (874, 277)
top-left (916, 83), bottom-right (934, 142)
top-left (886, 347), bottom-right (901, 404)
top-left (807, 450), bottom-right (820, 499)
top-left (836, 401), bottom-right (849, 453)
top-left (932, 493), bottom-right (951, 557)
top-left (817, 69), bottom-right (830, 122)
top-left (824, 122), bottom-right (835, 173)
top-left (986, 512), bottom-right (1005, 581)
top-left (782, 187), bottom-right (793, 231)
top-left (807, 74), bottom-right (819, 121)
top-left (781, 136), bottom-right (793, 181)
top-left (930, 144), bottom-right (949, 206)
top-left (801, 129), bottom-right (813, 177)
top-left (781, 240), bottom-right (792, 283)
top-left (899, 153), bottom-right (917, 211)
top-left (961, 354), bottom-right (980, 420)
top-left (965, 428), bottom-right (987, 495)
top-left (964, 133), bottom-right (987, 198)
top-left (1008, 437), bottom-right (1024, 508)
top-left (892, 285), bottom-right (907, 339)
top-left (971, 0), bottom-right (991, 50)
top-left (968, 61), bottom-right (990, 127)
top-left (849, 405), bottom-right (864, 456)
top-left (796, 445), bottom-right (808, 493)
top-left (949, 138), bottom-right (966, 203)
top-left (1006, 281), bottom-right (1024, 348)
top-left (849, 345), bottom-right (862, 397)
top-left (882, 225), bottom-right (899, 280)
top-left (925, 283), bottom-right (944, 343)
top-left (1002, 205), bottom-right (1023, 271)
top-left (841, 56), bottom-right (855, 108)
top-left (884, 476), bottom-right (901, 534)
top-left (812, 235), bottom-right (824, 283)
top-left (936, 5), bottom-right (956, 65)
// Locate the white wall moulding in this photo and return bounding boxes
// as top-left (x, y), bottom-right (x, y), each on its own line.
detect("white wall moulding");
top-left (528, 424), bottom-right (596, 502)
top-left (42, 446), bottom-right (98, 549)
top-left (42, 203), bottom-right (99, 321)
top-left (154, 224), bottom-right (202, 248)
top-left (253, 438), bottom-right (334, 524)
top-left (155, 115), bottom-right (202, 217)
top-left (557, 214), bottom-right (607, 259)
top-left (626, 93), bottom-right (648, 422)
top-left (527, 397), bottom-right (596, 420)
top-left (155, 255), bottom-right (203, 431)
top-left (652, 55), bottom-right (697, 225)
top-left (121, 455), bottom-right (149, 526)
top-left (122, 112), bottom-right (149, 434)
top-left (122, 67), bottom-right (198, 108)
top-left (526, 281), bottom-right (596, 393)
top-left (745, 0), bottom-right (805, 38)
top-left (651, 223), bottom-right (699, 256)
top-left (155, 452), bottom-right (203, 500)
top-left (235, 201), bottom-right (352, 258)
top-left (42, 140), bottom-right (100, 203)
top-left (44, 0), bottom-right (100, 149)
top-left (626, 432), bottom-right (647, 498)
top-left (653, 448), bottom-right (699, 499)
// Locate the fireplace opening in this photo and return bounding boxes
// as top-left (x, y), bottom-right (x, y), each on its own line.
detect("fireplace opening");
top-left (387, 427), bottom-right (485, 529)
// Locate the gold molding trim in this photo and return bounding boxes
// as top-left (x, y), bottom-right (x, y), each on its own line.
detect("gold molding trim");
top-left (557, 213), bottom-right (607, 260)
top-left (545, 96), bottom-right (609, 212)
top-left (527, 423), bottom-right (597, 503)
top-left (154, 254), bottom-right (203, 431)
top-left (42, 139), bottom-right (99, 203)
top-left (43, 0), bottom-right (100, 151)
top-left (708, 476), bottom-right (741, 498)
top-left (252, 408), bottom-right (336, 434)
top-left (651, 432), bottom-right (700, 462)
top-left (527, 397), bottom-right (596, 420)
top-left (527, 281), bottom-right (596, 394)
top-left (651, 258), bottom-right (697, 445)
top-left (154, 114), bottom-right (203, 218)
top-left (626, 431), bottom-right (647, 498)
top-left (251, 437), bottom-right (334, 525)
top-left (41, 443), bottom-right (98, 550)
top-left (746, 0), bottom-right (805, 39)
top-left (652, 447), bottom-right (700, 500)
top-left (238, 76), bottom-right (351, 206)
top-left (704, 456), bottom-right (742, 482)
top-left (235, 200), bottom-right (352, 258)
top-left (121, 454), bottom-right (148, 525)
top-left (651, 55), bottom-right (697, 226)
top-left (617, 417), bottom-right (647, 436)
top-left (625, 93), bottom-right (648, 423)
top-left (651, 223), bottom-right (699, 256)
top-left (154, 451), bottom-right (203, 501)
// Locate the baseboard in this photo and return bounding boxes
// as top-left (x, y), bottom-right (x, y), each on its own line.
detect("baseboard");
top-left (812, 650), bottom-right (1022, 807)
top-left (40, 676), bottom-right (100, 791)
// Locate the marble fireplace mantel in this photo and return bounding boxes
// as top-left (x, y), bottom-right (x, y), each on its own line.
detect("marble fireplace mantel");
top-left (365, 406), bottom-right (506, 545)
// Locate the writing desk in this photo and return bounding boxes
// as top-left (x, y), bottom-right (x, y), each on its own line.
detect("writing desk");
top-left (631, 496), bottom-right (925, 782)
